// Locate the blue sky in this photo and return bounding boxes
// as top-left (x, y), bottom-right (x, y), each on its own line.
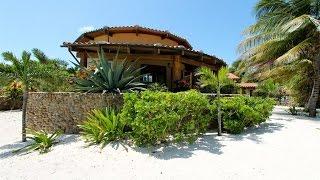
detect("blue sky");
top-left (0, 0), bottom-right (257, 65)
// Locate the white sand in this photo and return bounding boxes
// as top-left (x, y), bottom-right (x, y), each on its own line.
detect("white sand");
top-left (0, 106), bottom-right (320, 180)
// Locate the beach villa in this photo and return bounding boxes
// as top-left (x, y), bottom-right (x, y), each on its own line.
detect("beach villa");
top-left (62, 25), bottom-right (226, 89)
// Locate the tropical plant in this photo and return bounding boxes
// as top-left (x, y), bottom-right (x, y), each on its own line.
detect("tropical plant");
top-left (229, 59), bottom-right (242, 73)
top-left (238, 0), bottom-right (320, 117)
top-left (120, 90), bottom-right (211, 146)
top-left (78, 107), bottom-right (125, 148)
top-left (287, 106), bottom-right (299, 115)
top-left (76, 48), bottom-right (146, 93)
top-left (31, 48), bottom-right (73, 92)
top-left (219, 96), bottom-right (276, 134)
top-left (14, 129), bottom-right (62, 154)
top-left (3, 81), bottom-right (23, 109)
top-left (0, 63), bottom-right (14, 88)
top-left (196, 66), bottom-right (232, 136)
top-left (254, 79), bottom-right (279, 97)
top-left (2, 51), bottom-right (43, 141)
top-left (147, 83), bottom-right (168, 92)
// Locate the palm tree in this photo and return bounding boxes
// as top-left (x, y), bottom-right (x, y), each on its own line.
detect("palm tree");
top-left (1, 51), bottom-right (51, 142)
top-left (196, 67), bottom-right (231, 136)
top-left (239, 0), bottom-right (320, 117)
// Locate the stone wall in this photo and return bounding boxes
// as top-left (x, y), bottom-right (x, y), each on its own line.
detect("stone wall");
top-left (26, 92), bottom-right (123, 134)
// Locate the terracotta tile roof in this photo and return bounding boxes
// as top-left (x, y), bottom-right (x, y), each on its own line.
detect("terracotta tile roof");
top-left (61, 41), bottom-right (226, 65)
top-left (239, 83), bottom-right (258, 88)
top-left (75, 25), bottom-right (192, 49)
top-left (228, 73), bottom-right (240, 80)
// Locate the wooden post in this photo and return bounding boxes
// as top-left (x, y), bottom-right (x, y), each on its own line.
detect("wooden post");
top-left (166, 63), bottom-right (172, 90)
top-left (172, 55), bottom-right (182, 82)
top-left (79, 52), bottom-right (88, 67)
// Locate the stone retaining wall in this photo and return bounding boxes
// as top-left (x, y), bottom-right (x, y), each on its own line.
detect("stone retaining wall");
top-left (26, 92), bottom-right (123, 133)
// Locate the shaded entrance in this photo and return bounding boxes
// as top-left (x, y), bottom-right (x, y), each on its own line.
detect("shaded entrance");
top-left (141, 64), bottom-right (167, 85)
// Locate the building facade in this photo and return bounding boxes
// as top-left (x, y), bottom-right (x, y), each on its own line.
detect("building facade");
top-left (62, 25), bottom-right (226, 90)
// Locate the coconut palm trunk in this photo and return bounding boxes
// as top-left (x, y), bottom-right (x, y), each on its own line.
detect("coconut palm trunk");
top-left (21, 85), bottom-right (28, 142)
top-left (307, 55), bottom-right (320, 117)
top-left (217, 82), bottom-right (222, 136)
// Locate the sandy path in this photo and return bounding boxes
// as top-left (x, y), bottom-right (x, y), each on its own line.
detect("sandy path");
top-left (0, 106), bottom-right (319, 180)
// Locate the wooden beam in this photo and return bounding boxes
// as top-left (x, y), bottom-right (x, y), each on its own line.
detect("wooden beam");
top-left (127, 47), bottom-right (131, 54)
top-left (181, 58), bottom-right (218, 71)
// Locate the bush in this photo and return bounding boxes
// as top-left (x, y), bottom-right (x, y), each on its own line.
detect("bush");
top-left (147, 83), bottom-right (168, 92)
top-left (4, 81), bottom-right (23, 101)
top-left (120, 90), bottom-right (211, 146)
top-left (219, 96), bottom-right (275, 134)
top-left (78, 107), bottom-right (125, 148)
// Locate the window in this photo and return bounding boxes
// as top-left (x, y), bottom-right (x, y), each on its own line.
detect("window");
top-left (142, 74), bottom-right (153, 83)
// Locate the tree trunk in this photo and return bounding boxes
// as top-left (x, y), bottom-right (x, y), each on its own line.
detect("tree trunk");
top-left (21, 88), bottom-right (28, 142)
top-left (217, 85), bottom-right (222, 136)
top-left (307, 56), bottom-right (320, 117)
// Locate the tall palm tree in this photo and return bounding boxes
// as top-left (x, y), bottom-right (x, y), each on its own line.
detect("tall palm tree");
top-left (239, 0), bottom-right (320, 117)
top-left (1, 51), bottom-right (51, 142)
top-left (196, 67), bottom-right (231, 136)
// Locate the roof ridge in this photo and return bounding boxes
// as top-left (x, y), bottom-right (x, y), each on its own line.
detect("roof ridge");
top-left (76, 25), bottom-right (192, 49)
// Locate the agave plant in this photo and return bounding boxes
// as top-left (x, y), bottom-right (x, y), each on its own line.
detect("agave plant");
top-left (78, 107), bottom-right (125, 148)
top-left (76, 48), bottom-right (146, 93)
top-left (14, 129), bottom-right (62, 154)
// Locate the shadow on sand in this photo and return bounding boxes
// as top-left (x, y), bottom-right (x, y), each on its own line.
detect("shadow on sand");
top-left (224, 122), bottom-right (285, 144)
top-left (0, 119), bottom-right (288, 160)
top-left (0, 135), bottom-right (80, 160)
top-left (131, 134), bottom-right (225, 160)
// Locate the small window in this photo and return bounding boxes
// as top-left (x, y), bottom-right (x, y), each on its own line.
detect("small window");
top-left (142, 74), bottom-right (153, 83)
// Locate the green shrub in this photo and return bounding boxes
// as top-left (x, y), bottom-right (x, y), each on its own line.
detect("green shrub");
top-left (78, 107), bottom-right (125, 148)
top-left (4, 81), bottom-right (23, 101)
top-left (219, 96), bottom-right (275, 134)
top-left (224, 120), bottom-right (245, 134)
top-left (147, 83), bottom-right (168, 92)
top-left (120, 90), bottom-right (211, 146)
top-left (14, 129), bottom-right (62, 154)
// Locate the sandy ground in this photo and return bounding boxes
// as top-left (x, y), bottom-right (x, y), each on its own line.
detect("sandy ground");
top-left (0, 106), bottom-right (320, 180)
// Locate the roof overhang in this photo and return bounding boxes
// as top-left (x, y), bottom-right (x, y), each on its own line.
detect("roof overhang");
top-left (61, 41), bottom-right (226, 68)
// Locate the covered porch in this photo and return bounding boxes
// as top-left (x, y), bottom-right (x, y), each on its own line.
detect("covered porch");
top-left (62, 42), bottom-right (225, 90)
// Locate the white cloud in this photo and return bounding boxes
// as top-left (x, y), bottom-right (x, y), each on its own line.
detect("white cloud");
top-left (78, 26), bottom-right (95, 33)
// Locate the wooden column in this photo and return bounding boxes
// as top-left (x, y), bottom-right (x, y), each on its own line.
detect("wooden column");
top-left (166, 63), bottom-right (172, 89)
top-left (171, 55), bottom-right (183, 89)
top-left (79, 52), bottom-right (88, 67)
top-left (172, 55), bottom-right (182, 81)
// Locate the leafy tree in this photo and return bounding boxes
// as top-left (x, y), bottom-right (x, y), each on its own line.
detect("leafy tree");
top-left (255, 79), bottom-right (279, 97)
top-left (31, 48), bottom-right (72, 92)
top-left (196, 67), bottom-right (231, 136)
top-left (239, 0), bottom-right (320, 117)
top-left (229, 59), bottom-right (242, 73)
